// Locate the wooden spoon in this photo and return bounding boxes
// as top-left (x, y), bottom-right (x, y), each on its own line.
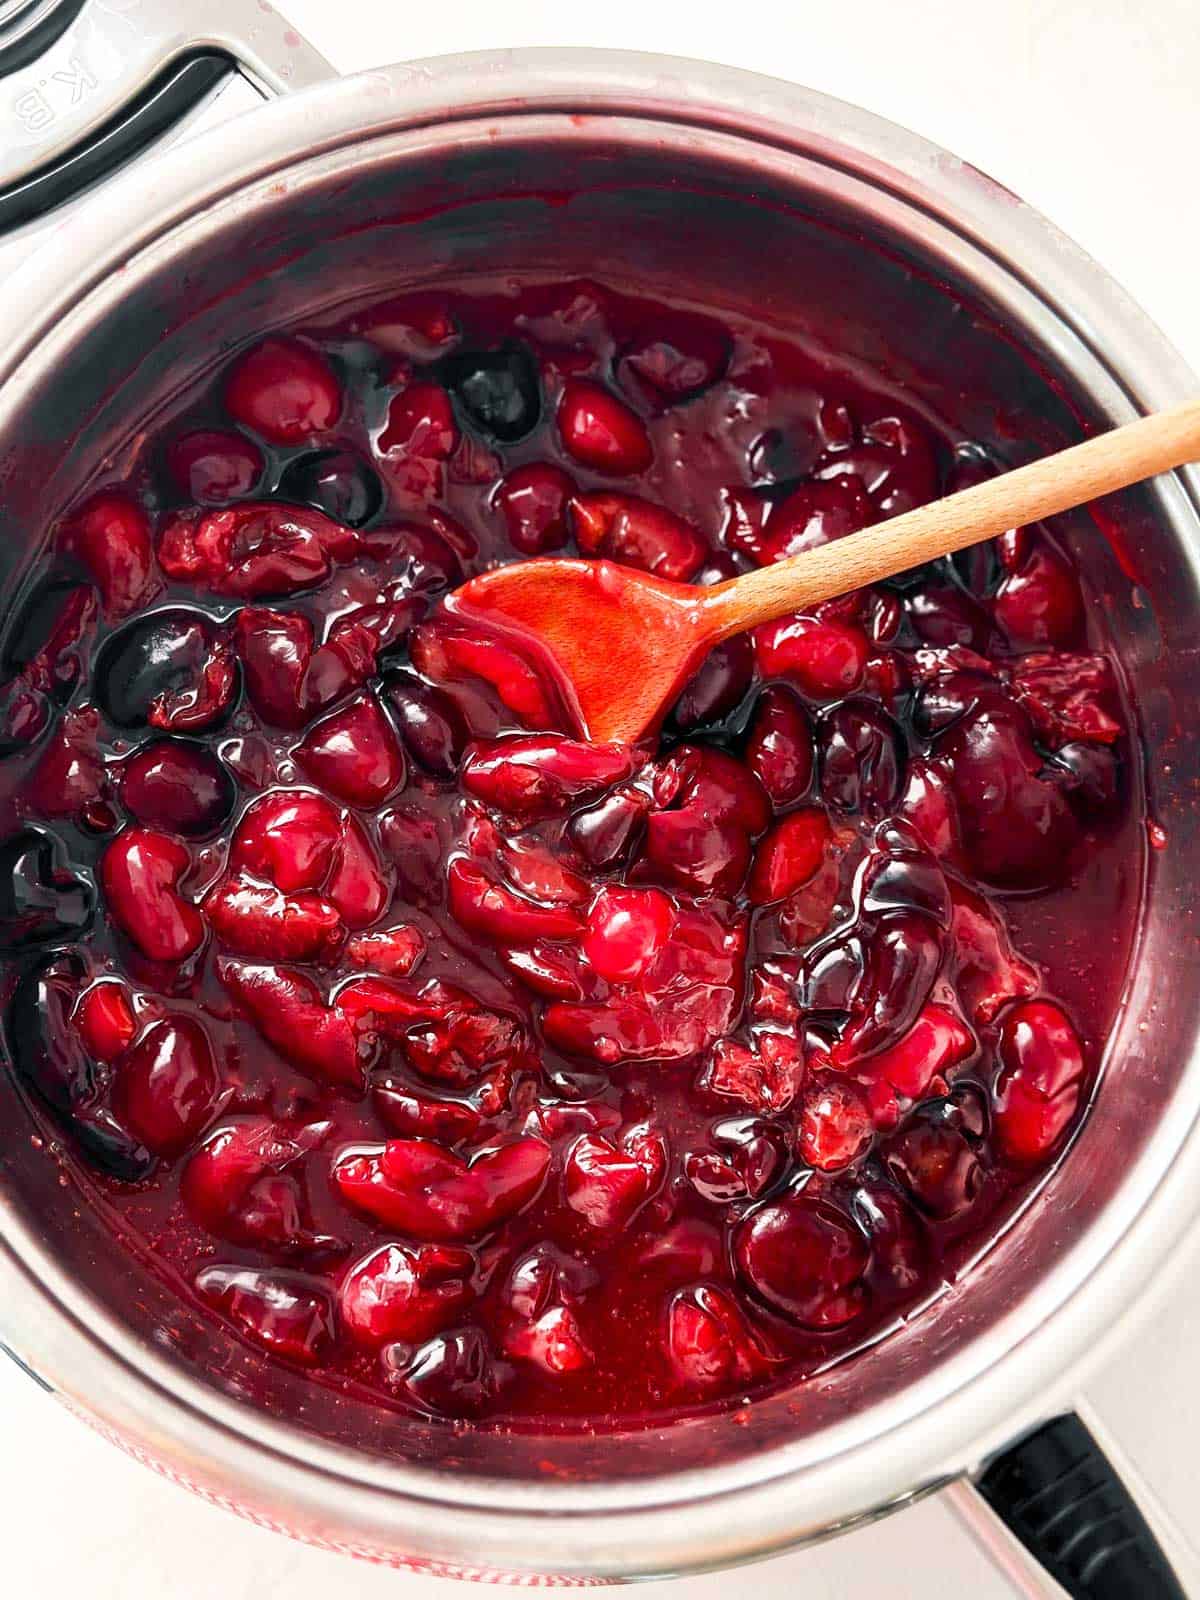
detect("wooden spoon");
top-left (451, 399), bottom-right (1200, 743)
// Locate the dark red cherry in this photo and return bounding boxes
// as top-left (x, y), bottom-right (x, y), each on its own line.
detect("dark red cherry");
top-left (382, 672), bottom-right (468, 779)
top-left (436, 342), bottom-right (541, 443)
top-left (101, 828), bottom-right (204, 962)
top-left (63, 491), bottom-right (158, 620)
top-left (223, 337), bottom-right (341, 444)
top-left (940, 704), bottom-right (1079, 890)
top-left (494, 462), bottom-right (574, 554)
top-left (196, 1265), bottom-right (335, 1364)
top-left (385, 1326), bottom-right (499, 1417)
top-left (167, 429), bottom-right (264, 504)
top-left (670, 635), bottom-right (753, 732)
top-left (0, 828), bottom-right (94, 951)
top-left (735, 1194), bottom-right (870, 1329)
top-left (9, 951), bottom-right (95, 1112)
top-left (617, 311), bottom-right (729, 409)
top-left (882, 1118), bottom-right (983, 1218)
top-left (293, 693), bottom-right (406, 806)
top-left (819, 698), bottom-right (905, 816)
top-left (119, 739), bottom-right (236, 837)
top-left (114, 1016), bottom-right (220, 1155)
top-left (278, 448), bottom-right (382, 528)
top-left (95, 608), bottom-right (238, 733)
top-left (557, 380), bottom-right (652, 475)
top-left (744, 685), bottom-right (814, 805)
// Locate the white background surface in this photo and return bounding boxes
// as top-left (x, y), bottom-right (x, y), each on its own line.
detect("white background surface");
top-left (3, 1), bottom-right (1199, 1595)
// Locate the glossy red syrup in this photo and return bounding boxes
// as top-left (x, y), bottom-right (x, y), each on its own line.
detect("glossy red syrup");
top-left (0, 278), bottom-right (1142, 1427)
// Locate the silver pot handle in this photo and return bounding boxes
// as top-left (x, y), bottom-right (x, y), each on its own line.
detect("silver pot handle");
top-left (0, 0), bottom-right (333, 197)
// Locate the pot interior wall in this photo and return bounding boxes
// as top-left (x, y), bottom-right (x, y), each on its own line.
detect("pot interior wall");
top-left (1, 123), bottom-right (1197, 1486)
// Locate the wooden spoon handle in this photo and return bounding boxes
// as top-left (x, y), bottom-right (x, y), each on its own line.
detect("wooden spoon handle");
top-left (702, 396), bottom-right (1200, 637)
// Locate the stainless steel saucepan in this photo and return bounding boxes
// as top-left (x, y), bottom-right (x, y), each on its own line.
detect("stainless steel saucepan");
top-left (0, 3), bottom-right (1198, 1591)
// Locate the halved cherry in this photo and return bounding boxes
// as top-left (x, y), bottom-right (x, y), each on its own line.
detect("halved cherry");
top-left (114, 1016), bottom-right (219, 1155)
top-left (557, 380), bottom-right (652, 475)
top-left (223, 336), bottom-right (341, 443)
top-left (196, 1265), bottom-right (335, 1365)
top-left (332, 1137), bottom-right (550, 1239)
top-left (100, 828), bottom-right (203, 962)
top-left (755, 614), bottom-right (868, 699)
top-left (219, 960), bottom-right (363, 1091)
top-left (62, 490), bottom-right (158, 620)
top-left (293, 693), bottom-right (406, 807)
top-left (340, 1242), bottom-right (475, 1348)
top-left (993, 999), bottom-right (1086, 1162)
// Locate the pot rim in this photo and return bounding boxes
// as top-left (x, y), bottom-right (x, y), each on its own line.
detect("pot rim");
top-left (1, 48), bottom-right (1199, 1578)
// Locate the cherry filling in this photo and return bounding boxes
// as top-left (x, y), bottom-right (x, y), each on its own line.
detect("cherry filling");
top-left (0, 279), bottom-right (1141, 1428)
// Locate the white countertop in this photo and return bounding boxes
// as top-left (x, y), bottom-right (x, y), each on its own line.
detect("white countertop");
top-left (4, 1), bottom-right (1199, 1594)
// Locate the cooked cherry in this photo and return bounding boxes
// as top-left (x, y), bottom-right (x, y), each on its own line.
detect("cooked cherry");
top-left (0, 275), bottom-right (1134, 1431)
top-left (819, 698), bottom-right (905, 816)
top-left (74, 980), bottom-right (137, 1063)
top-left (859, 825), bottom-right (950, 927)
top-left (72, 1108), bottom-right (156, 1182)
top-left (220, 962), bottom-right (363, 1091)
top-left (797, 1076), bottom-right (872, 1171)
top-left (5, 579), bottom-right (90, 682)
top-left (557, 381), bottom-right (652, 476)
top-left (666, 1284), bottom-right (767, 1392)
top-left (755, 614), bottom-right (869, 699)
top-left (62, 491), bottom-right (158, 620)
top-left (462, 735), bottom-right (636, 822)
top-left (1050, 740), bottom-right (1120, 810)
top-left (567, 787), bottom-right (650, 868)
top-left (0, 828), bottom-right (94, 951)
top-left (494, 462), bottom-right (574, 554)
top-left (340, 1242), bottom-right (475, 1348)
top-left (223, 337), bottom-right (341, 444)
top-left (158, 502), bottom-right (357, 600)
top-left (572, 492), bottom-right (704, 579)
top-left (993, 1000), bottom-right (1085, 1162)
top-left (582, 885), bottom-right (674, 982)
top-left (882, 1118), bottom-right (982, 1218)
top-left (940, 703), bottom-right (1079, 890)
top-left (436, 342), bottom-right (541, 443)
top-left (278, 448), bottom-right (382, 527)
top-left (119, 739), bottom-right (235, 837)
top-left (563, 1131), bottom-right (662, 1232)
top-left (95, 608), bottom-right (237, 732)
top-left (382, 671), bottom-right (467, 778)
top-left (907, 584), bottom-right (990, 650)
top-left (840, 911), bottom-right (942, 1061)
top-left (293, 693), bottom-right (405, 806)
top-left (1, 579), bottom-right (95, 750)
top-left (617, 312), bottom-right (729, 409)
top-left (197, 1265), bottom-right (335, 1365)
top-left (701, 1032), bottom-right (805, 1116)
top-left (387, 1326), bottom-right (498, 1418)
top-left (670, 635), bottom-right (753, 732)
top-left (8, 951), bottom-right (95, 1112)
top-left (334, 1137), bottom-right (550, 1239)
top-left (167, 429), bottom-right (264, 504)
top-left (744, 685), bottom-right (814, 805)
top-left (994, 543), bottom-right (1083, 646)
top-left (101, 828), bottom-right (204, 962)
top-left (754, 477), bottom-right (873, 566)
top-left (748, 809), bottom-right (830, 905)
top-left (735, 1195), bottom-right (870, 1328)
top-left (114, 1017), bottom-right (219, 1155)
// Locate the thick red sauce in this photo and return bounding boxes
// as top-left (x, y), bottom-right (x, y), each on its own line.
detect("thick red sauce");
top-left (0, 278), bottom-right (1142, 1427)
